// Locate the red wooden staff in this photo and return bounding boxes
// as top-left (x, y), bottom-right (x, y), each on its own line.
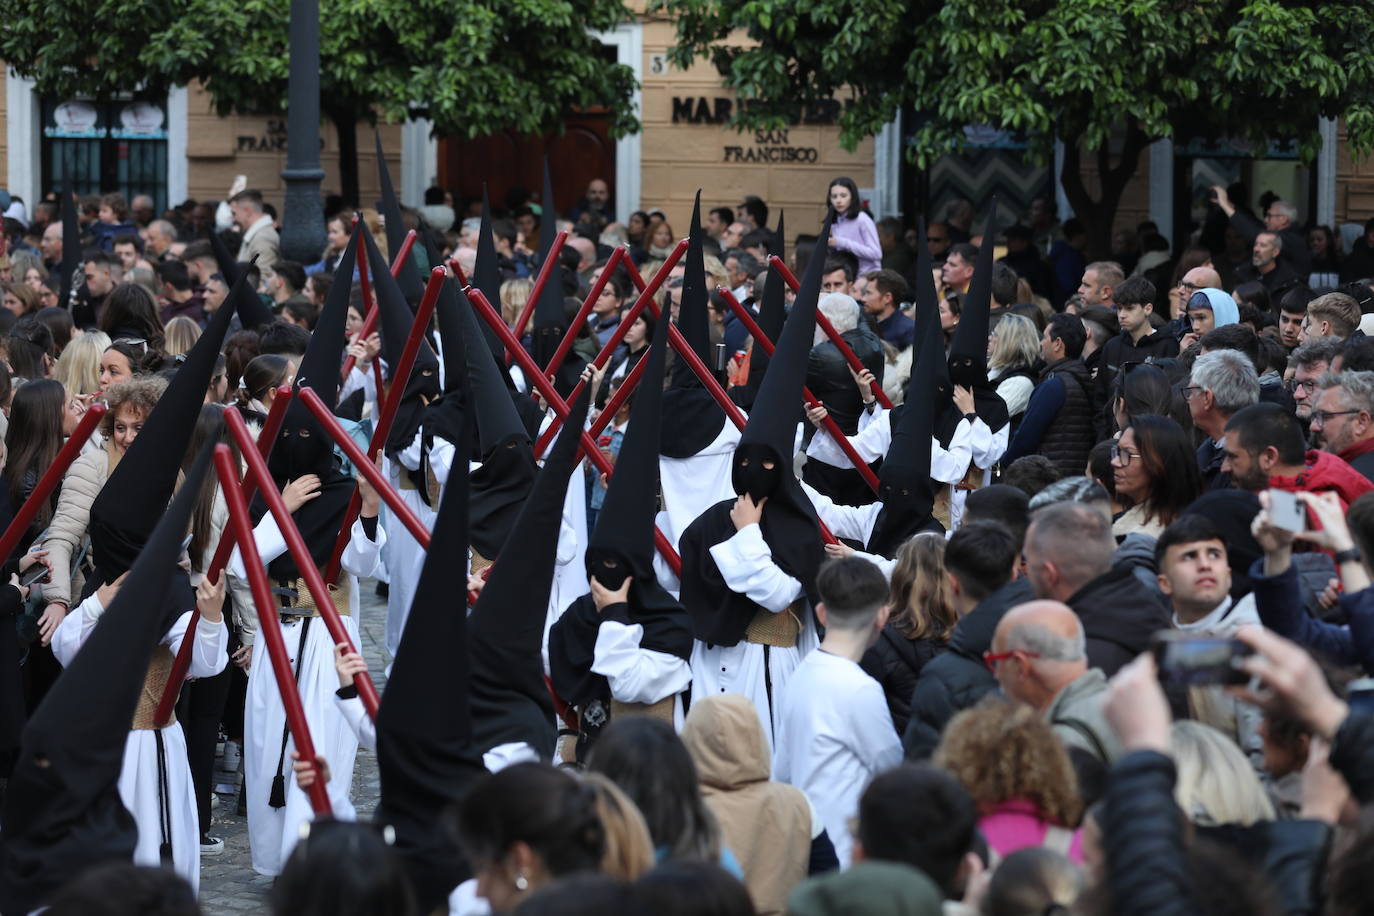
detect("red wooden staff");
top-left (325, 266), bottom-right (444, 584)
top-left (537, 245), bottom-right (631, 382)
top-left (507, 229), bottom-right (569, 363)
top-left (153, 388), bottom-right (293, 726)
top-left (0, 403), bottom-right (106, 562)
top-left (466, 287), bottom-right (683, 574)
top-left (224, 407), bottom-right (381, 719)
top-left (340, 228), bottom-right (419, 382)
top-left (769, 256), bottom-right (893, 409)
top-left (214, 443), bottom-right (332, 814)
top-left (531, 239), bottom-right (689, 458)
top-left (717, 288), bottom-right (882, 494)
top-left (296, 387), bottom-right (433, 549)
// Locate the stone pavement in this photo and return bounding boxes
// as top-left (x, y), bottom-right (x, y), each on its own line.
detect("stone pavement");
top-left (198, 580), bottom-right (391, 915)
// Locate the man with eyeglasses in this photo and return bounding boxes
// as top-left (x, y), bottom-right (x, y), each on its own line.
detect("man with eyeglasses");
top-left (987, 600), bottom-right (1120, 764)
top-left (1313, 371), bottom-right (1374, 483)
top-left (1287, 339), bottom-right (1341, 425)
top-left (1210, 185), bottom-right (1311, 276)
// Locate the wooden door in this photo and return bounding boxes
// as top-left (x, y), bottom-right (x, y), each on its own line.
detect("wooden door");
top-left (439, 111), bottom-right (616, 218)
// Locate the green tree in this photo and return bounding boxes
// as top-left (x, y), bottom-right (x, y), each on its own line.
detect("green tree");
top-left (0, 0), bottom-right (639, 203)
top-left (663, 0), bottom-right (1374, 253)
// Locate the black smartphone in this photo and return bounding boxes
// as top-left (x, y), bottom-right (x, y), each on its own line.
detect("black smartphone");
top-left (1349, 677), bottom-right (1374, 716)
top-left (1152, 631), bottom-right (1253, 687)
top-left (19, 564), bottom-right (50, 588)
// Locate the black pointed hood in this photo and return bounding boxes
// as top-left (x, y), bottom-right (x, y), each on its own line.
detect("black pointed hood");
top-left (87, 263), bottom-right (244, 592)
top-left (937, 202), bottom-right (1008, 443)
top-left (362, 220), bottom-right (440, 459)
top-left (471, 184), bottom-right (509, 368)
top-left (531, 158), bottom-right (569, 376)
top-left (677, 217), bottom-right (828, 647)
top-left (259, 229), bottom-right (358, 581)
top-left (376, 132), bottom-right (425, 309)
top-left (736, 214), bottom-right (831, 480)
top-left (462, 286), bottom-right (536, 560)
top-left (59, 178), bottom-right (81, 308)
top-left (549, 311), bottom-right (693, 725)
top-left (868, 250), bottom-right (942, 556)
top-left (376, 408), bottom-right (485, 911)
top-left (670, 191), bottom-right (713, 390)
top-left (661, 192), bottom-right (729, 458)
top-left (269, 225), bottom-right (359, 487)
top-left (731, 210), bottom-right (785, 411)
top-left (210, 229), bottom-right (274, 330)
top-left (0, 442), bottom-right (211, 916)
top-left (468, 385), bottom-right (590, 759)
top-left (589, 293), bottom-right (670, 579)
top-left (427, 234), bottom-right (467, 397)
top-left (948, 199), bottom-right (1000, 387)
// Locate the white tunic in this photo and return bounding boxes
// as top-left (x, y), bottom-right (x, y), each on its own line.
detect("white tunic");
top-left (688, 523), bottom-right (818, 752)
top-left (772, 650), bottom-right (903, 868)
top-left (658, 422), bottom-right (742, 550)
top-left (382, 431), bottom-right (445, 656)
top-left (594, 618), bottom-right (692, 728)
top-left (800, 483), bottom-right (897, 580)
top-left (232, 513), bottom-right (384, 876)
top-left (52, 597), bottom-right (229, 894)
top-left (820, 407), bottom-right (1008, 530)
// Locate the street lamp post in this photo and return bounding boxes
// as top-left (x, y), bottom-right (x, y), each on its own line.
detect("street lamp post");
top-left (279, 0), bottom-right (327, 262)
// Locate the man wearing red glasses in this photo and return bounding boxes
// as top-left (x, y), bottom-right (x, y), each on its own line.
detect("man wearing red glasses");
top-left (985, 600), bottom-right (1120, 765)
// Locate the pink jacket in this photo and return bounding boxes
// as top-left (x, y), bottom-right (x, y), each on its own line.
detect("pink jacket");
top-left (977, 799), bottom-right (1084, 863)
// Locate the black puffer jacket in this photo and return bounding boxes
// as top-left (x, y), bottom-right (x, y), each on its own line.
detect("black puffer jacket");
top-left (1066, 564), bottom-right (1170, 677)
top-left (806, 325), bottom-right (885, 436)
top-left (902, 577), bottom-right (1034, 758)
top-left (1037, 357), bottom-right (1096, 477)
top-left (860, 627), bottom-right (945, 736)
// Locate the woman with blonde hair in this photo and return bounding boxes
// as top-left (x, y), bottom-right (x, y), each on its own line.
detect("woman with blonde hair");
top-left (987, 314), bottom-right (1042, 422)
top-left (163, 315), bottom-right (203, 357)
top-left (54, 330), bottom-right (111, 397)
top-left (861, 533), bottom-right (955, 734)
top-left (1170, 720), bottom-right (1275, 826)
top-left (934, 699), bottom-right (1085, 862)
top-left (500, 278), bottom-right (533, 330)
top-left (581, 772), bottom-right (656, 881)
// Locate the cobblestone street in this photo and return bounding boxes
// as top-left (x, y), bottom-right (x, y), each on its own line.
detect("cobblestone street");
top-left (198, 581), bottom-right (391, 915)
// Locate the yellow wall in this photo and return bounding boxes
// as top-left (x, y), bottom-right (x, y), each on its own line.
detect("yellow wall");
top-left (182, 82), bottom-right (401, 213)
top-left (637, 19), bottom-right (875, 238)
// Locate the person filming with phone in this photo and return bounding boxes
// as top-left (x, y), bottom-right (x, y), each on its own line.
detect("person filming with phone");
top-left (1153, 514), bottom-right (1263, 767)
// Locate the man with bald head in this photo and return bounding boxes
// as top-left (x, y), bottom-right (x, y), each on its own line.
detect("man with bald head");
top-left (989, 601), bottom-right (1120, 763)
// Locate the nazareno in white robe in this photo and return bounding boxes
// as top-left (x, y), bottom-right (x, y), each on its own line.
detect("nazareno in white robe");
top-left (231, 511), bottom-right (385, 876)
top-left (381, 430), bottom-right (451, 657)
top-left (52, 596), bottom-right (229, 894)
top-left (687, 521), bottom-right (818, 754)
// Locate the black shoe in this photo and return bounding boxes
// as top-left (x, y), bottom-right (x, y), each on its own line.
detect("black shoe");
top-left (374, 581), bottom-right (389, 598)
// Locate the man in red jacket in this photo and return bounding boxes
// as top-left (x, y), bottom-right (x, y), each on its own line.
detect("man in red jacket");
top-left (1222, 403), bottom-right (1374, 512)
top-left (1312, 371), bottom-right (1374, 483)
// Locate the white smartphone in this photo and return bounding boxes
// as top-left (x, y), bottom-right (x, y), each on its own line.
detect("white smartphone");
top-left (1267, 489), bottom-right (1305, 533)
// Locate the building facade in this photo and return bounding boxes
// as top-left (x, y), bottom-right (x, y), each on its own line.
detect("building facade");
top-left (2, 19), bottom-right (1370, 246)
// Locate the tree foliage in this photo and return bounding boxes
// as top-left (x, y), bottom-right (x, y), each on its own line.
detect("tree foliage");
top-left (662, 0), bottom-right (1374, 240)
top-left (0, 0), bottom-right (639, 196)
